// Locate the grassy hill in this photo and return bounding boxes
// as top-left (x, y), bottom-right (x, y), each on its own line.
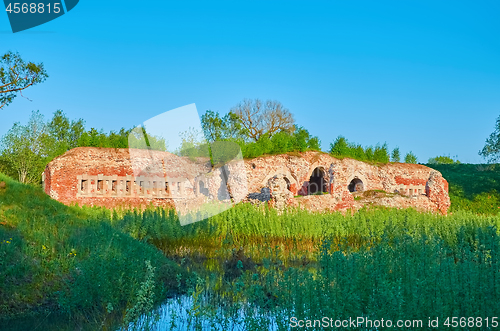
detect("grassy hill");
top-left (0, 173), bottom-right (188, 325)
top-left (426, 163), bottom-right (500, 214)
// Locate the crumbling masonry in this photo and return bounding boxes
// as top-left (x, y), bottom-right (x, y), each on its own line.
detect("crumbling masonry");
top-left (43, 148), bottom-right (450, 214)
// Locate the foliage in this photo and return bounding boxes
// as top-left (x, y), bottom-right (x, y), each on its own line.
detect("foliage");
top-left (427, 163), bottom-right (500, 215)
top-left (428, 155), bottom-right (460, 164)
top-left (4, 165), bottom-right (500, 328)
top-left (0, 51), bottom-right (48, 110)
top-left (201, 110), bottom-right (247, 143)
top-left (111, 204), bottom-right (500, 330)
top-left (231, 99), bottom-right (295, 141)
top-left (479, 114), bottom-right (500, 163)
top-left (0, 174), bottom-right (188, 323)
top-left (404, 151), bottom-right (418, 164)
top-left (391, 147), bottom-right (400, 162)
top-left (200, 108), bottom-right (319, 159)
top-left (174, 127), bottom-right (209, 159)
top-left (48, 110), bottom-right (86, 155)
top-left (329, 136), bottom-right (390, 163)
top-left (0, 111), bottom-right (54, 183)
top-left (0, 110), bottom-right (168, 185)
top-left (240, 126), bottom-right (320, 158)
top-left (127, 126), bottom-right (167, 151)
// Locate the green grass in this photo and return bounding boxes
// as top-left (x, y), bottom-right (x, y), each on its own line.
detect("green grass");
top-left (427, 163), bottom-right (500, 214)
top-left (3, 162), bottom-right (500, 329)
top-left (0, 173), bottom-right (189, 323)
top-left (120, 205), bottom-right (500, 330)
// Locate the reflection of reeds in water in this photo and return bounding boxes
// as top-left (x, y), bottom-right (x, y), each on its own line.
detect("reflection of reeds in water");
top-left (114, 204), bottom-right (500, 330)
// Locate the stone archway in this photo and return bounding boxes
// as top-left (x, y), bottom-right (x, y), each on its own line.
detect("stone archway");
top-left (261, 171), bottom-right (297, 195)
top-left (308, 167), bottom-right (328, 195)
top-left (348, 177), bottom-right (364, 192)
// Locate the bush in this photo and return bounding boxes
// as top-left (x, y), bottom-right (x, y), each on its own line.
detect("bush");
top-left (404, 151), bottom-right (418, 164)
top-left (428, 155), bottom-right (460, 164)
top-left (329, 136), bottom-right (390, 163)
top-left (240, 126), bottom-right (320, 158)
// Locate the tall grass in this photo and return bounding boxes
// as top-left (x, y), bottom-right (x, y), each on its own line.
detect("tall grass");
top-left (0, 173), bottom-right (188, 324)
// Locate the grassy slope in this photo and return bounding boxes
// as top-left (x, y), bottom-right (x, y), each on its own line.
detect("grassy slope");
top-left (426, 163), bottom-right (500, 214)
top-left (0, 173), bottom-right (188, 320)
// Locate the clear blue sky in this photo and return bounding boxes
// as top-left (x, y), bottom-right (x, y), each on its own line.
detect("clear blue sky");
top-left (1, 1), bottom-right (499, 163)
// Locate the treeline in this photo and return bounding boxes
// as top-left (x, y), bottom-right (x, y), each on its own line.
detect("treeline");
top-left (1, 98), bottom-right (434, 186)
top-left (329, 136), bottom-right (418, 164)
top-left (200, 102), bottom-right (320, 159)
top-left (0, 110), bottom-right (166, 184)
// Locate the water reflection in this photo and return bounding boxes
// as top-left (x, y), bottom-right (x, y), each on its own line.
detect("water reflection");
top-left (121, 295), bottom-right (282, 331)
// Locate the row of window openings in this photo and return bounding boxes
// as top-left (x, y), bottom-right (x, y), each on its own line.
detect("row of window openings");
top-left (80, 180), bottom-right (181, 194)
top-left (402, 188), bottom-right (423, 195)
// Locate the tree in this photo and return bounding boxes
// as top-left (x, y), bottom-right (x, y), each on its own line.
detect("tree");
top-left (428, 155), bottom-right (460, 164)
top-left (0, 111), bottom-right (54, 183)
top-left (404, 151), bottom-right (418, 164)
top-left (329, 136), bottom-right (350, 158)
top-left (391, 147), bottom-right (401, 162)
top-left (480, 115), bottom-right (500, 163)
top-left (128, 127), bottom-right (167, 151)
top-left (0, 51), bottom-right (48, 110)
top-left (231, 99), bottom-right (295, 141)
top-left (174, 127), bottom-right (209, 159)
top-left (373, 143), bottom-right (390, 163)
top-left (201, 110), bottom-right (246, 143)
top-left (48, 110), bottom-right (86, 155)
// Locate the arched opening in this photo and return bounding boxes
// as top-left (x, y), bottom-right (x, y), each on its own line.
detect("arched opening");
top-left (284, 177), bottom-right (291, 191)
top-left (198, 181), bottom-right (209, 196)
top-left (348, 178), bottom-right (364, 192)
top-left (308, 167), bottom-right (327, 195)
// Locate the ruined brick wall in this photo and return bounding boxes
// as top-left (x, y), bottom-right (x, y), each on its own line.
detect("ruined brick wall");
top-left (44, 147), bottom-right (212, 209)
top-left (45, 148), bottom-right (450, 214)
top-left (243, 151), bottom-right (450, 214)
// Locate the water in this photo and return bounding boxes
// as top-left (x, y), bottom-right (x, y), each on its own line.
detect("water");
top-left (121, 295), bottom-right (284, 331)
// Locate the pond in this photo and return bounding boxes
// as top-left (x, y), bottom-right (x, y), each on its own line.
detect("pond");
top-left (121, 294), bottom-right (285, 331)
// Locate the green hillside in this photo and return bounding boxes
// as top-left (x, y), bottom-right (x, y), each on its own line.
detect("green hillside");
top-left (427, 163), bottom-right (500, 214)
top-left (0, 173), bottom-right (188, 325)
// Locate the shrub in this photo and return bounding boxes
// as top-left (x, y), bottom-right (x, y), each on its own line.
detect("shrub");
top-left (404, 151), bottom-right (418, 164)
top-left (329, 136), bottom-right (390, 163)
top-left (428, 155), bottom-right (460, 164)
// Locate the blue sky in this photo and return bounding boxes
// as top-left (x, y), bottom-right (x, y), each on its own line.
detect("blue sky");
top-left (1, 1), bottom-right (499, 163)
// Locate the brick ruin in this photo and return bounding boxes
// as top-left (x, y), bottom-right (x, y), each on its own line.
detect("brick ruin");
top-left (43, 147), bottom-right (451, 214)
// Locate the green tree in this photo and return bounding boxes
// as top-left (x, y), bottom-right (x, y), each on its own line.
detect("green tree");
top-left (47, 110), bottom-right (85, 155)
top-left (404, 151), bottom-right (418, 164)
top-left (175, 127), bottom-right (209, 160)
top-left (0, 51), bottom-right (48, 110)
top-left (480, 115), bottom-right (500, 163)
top-left (128, 127), bottom-right (167, 151)
top-left (428, 155), bottom-right (460, 164)
top-left (0, 111), bottom-right (54, 183)
top-left (201, 110), bottom-right (246, 143)
top-left (329, 136), bottom-right (350, 158)
top-left (391, 147), bottom-right (401, 162)
top-left (373, 143), bottom-right (389, 163)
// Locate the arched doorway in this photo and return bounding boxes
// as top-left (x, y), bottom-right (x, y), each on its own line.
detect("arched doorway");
top-left (309, 167), bottom-right (327, 195)
top-left (348, 178), bottom-right (364, 192)
top-left (198, 181), bottom-right (209, 196)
